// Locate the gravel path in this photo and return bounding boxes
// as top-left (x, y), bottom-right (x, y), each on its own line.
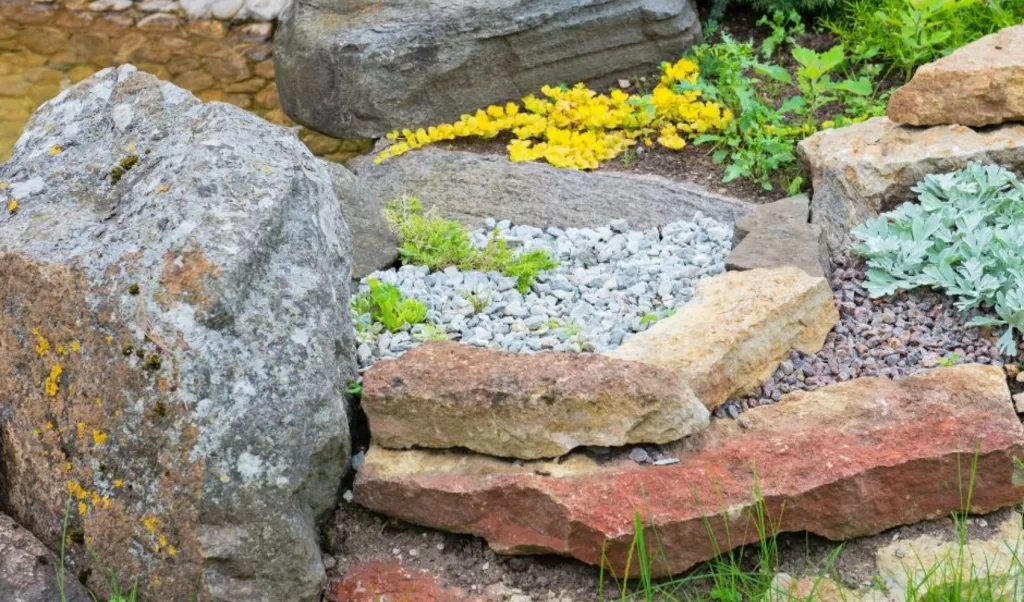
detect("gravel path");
top-left (718, 246), bottom-right (1009, 418)
top-left (353, 214), bottom-right (733, 370)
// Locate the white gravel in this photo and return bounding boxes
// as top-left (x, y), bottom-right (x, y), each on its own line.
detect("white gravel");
top-left (353, 214), bottom-right (734, 371)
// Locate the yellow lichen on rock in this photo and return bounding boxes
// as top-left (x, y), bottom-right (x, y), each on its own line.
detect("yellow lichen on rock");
top-left (375, 58), bottom-right (731, 170)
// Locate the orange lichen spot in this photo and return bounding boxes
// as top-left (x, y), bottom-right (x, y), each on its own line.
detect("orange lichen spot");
top-left (155, 184), bottom-right (170, 194)
top-left (63, 462), bottom-right (72, 473)
top-left (32, 429), bottom-right (41, 439)
top-left (95, 398), bottom-right (103, 407)
top-left (142, 516), bottom-right (159, 534)
top-left (167, 545), bottom-right (178, 557)
top-left (44, 421), bottom-right (54, 431)
top-left (57, 344), bottom-right (67, 357)
top-left (78, 502), bottom-right (88, 516)
top-left (105, 335), bottom-right (114, 344)
top-left (0, 182), bottom-right (8, 190)
top-left (32, 328), bottom-right (50, 357)
top-left (76, 422), bottom-right (86, 437)
top-left (6, 200), bottom-right (17, 214)
top-left (158, 534), bottom-right (168, 548)
top-left (90, 492), bottom-right (101, 507)
top-left (44, 364), bottom-right (63, 396)
top-left (71, 340), bottom-right (81, 353)
top-left (92, 430), bottom-right (108, 446)
top-left (102, 496), bottom-right (111, 509)
top-left (158, 247), bottom-right (221, 312)
top-left (113, 479), bottom-right (124, 489)
top-left (48, 145), bottom-right (63, 156)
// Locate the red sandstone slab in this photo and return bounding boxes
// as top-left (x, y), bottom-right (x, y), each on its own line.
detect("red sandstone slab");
top-left (355, 365), bottom-right (1024, 577)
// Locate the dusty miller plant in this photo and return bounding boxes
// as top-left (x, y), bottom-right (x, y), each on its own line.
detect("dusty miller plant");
top-left (851, 163), bottom-right (1024, 356)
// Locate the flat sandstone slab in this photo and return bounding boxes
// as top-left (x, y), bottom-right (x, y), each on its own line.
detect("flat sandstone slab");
top-left (363, 342), bottom-right (710, 460)
top-left (355, 365), bottom-right (1024, 577)
top-left (607, 267), bottom-right (838, 409)
top-left (888, 23), bottom-right (1024, 127)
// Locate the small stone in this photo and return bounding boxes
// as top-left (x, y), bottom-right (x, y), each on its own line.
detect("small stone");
top-left (629, 448), bottom-right (649, 464)
top-left (1014, 392), bottom-right (1024, 414)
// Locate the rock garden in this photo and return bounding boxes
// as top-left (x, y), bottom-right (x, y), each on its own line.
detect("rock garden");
top-left (2, 0), bottom-right (1024, 601)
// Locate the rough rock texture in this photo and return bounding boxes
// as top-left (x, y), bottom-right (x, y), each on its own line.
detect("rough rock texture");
top-left (876, 515), bottom-right (1024, 600)
top-left (327, 560), bottom-right (490, 602)
top-left (798, 117), bottom-right (1024, 250)
top-left (0, 512), bottom-right (90, 602)
top-left (355, 365), bottom-right (1024, 577)
top-left (726, 195), bottom-right (828, 278)
top-left (888, 24), bottom-right (1024, 127)
top-left (275, 0), bottom-right (703, 138)
top-left (363, 342), bottom-right (709, 460)
top-left (324, 161), bottom-right (398, 279)
top-left (607, 267), bottom-right (838, 409)
top-left (0, 66), bottom-right (357, 602)
top-left (767, 574), bottom-right (869, 602)
top-left (732, 194), bottom-right (809, 245)
top-left (349, 147), bottom-right (752, 231)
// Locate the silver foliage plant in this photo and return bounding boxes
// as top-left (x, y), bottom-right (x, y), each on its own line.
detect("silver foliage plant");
top-left (851, 162), bottom-right (1024, 357)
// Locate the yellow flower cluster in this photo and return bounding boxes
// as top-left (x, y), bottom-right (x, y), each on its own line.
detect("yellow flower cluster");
top-left (375, 58), bottom-right (731, 170)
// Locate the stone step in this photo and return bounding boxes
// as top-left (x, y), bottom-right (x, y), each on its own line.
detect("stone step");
top-left (606, 266), bottom-right (838, 410)
top-left (355, 365), bottom-right (1024, 578)
top-left (362, 341), bottom-right (710, 460)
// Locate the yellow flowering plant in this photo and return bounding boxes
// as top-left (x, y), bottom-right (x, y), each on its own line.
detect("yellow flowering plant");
top-left (375, 59), bottom-right (731, 170)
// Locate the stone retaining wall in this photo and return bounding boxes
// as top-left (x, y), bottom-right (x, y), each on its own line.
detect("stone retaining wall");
top-left (0, 1), bottom-right (370, 162)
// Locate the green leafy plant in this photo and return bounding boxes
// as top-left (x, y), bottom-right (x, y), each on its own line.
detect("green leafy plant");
top-left (757, 9), bottom-right (805, 59)
top-left (683, 32), bottom-right (881, 190)
top-left (683, 34), bottom-right (802, 190)
top-left (413, 323), bottom-right (450, 342)
top-left (938, 352), bottom-right (961, 367)
top-left (462, 290), bottom-right (491, 314)
top-left (384, 197), bottom-right (557, 292)
top-left (789, 44), bottom-right (872, 126)
top-left (824, 0), bottom-right (1024, 82)
top-left (851, 163), bottom-right (1024, 356)
top-left (351, 278), bottom-right (428, 333)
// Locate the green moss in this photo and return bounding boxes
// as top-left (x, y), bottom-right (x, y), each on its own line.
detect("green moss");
top-left (127, 283), bottom-right (140, 296)
top-left (142, 355), bottom-right (161, 371)
top-left (110, 154), bottom-right (139, 184)
top-left (121, 345), bottom-right (134, 357)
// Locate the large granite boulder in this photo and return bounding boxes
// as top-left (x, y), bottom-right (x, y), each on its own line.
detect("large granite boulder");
top-left (888, 23), bottom-right (1024, 127)
top-left (798, 117), bottom-right (1024, 250)
top-left (0, 66), bottom-right (357, 602)
top-left (607, 267), bottom-right (838, 410)
top-left (356, 365), bottom-right (1024, 577)
top-left (274, 0), bottom-right (703, 138)
top-left (362, 342), bottom-right (709, 460)
top-left (348, 147), bottom-right (752, 231)
top-left (0, 512), bottom-right (90, 602)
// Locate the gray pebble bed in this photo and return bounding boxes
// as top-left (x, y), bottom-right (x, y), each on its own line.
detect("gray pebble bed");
top-left (716, 245), bottom-right (1010, 419)
top-left (353, 214), bottom-right (733, 371)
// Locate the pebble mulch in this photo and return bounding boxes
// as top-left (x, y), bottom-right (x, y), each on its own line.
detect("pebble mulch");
top-left (353, 214), bottom-right (733, 371)
top-left (716, 246), bottom-right (1009, 419)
